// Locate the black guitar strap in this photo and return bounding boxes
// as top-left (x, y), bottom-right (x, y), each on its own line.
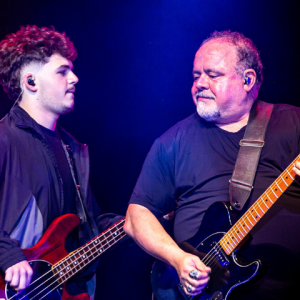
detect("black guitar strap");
top-left (229, 100), bottom-right (274, 211)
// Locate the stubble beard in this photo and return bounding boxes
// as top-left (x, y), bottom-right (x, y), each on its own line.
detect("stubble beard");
top-left (196, 100), bottom-right (220, 122)
top-left (39, 87), bottom-right (74, 116)
top-left (40, 97), bottom-right (74, 116)
top-left (58, 101), bottom-right (74, 115)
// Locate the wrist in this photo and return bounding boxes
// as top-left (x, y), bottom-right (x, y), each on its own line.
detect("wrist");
top-left (167, 248), bottom-right (187, 270)
top-left (0, 247), bottom-right (27, 272)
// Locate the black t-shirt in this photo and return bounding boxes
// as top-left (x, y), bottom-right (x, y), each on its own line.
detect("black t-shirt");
top-left (38, 124), bottom-right (75, 215)
top-left (129, 103), bottom-right (300, 299)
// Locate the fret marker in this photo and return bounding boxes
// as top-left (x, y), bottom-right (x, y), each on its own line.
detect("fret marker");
top-left (280, 175), bottom-right (288, 186)
top-left (275, 182), bottom-right (283, 193)
top-left (270, 187), bottom-right (278, 199)
top-left (74, 261), bottom-right (77, 265)
top-left (99, 249), bottom-right (102, 253)
top-left (82, 255), bottom-right (86, 258)
top-left (286, 169), bottom-right (294, 180)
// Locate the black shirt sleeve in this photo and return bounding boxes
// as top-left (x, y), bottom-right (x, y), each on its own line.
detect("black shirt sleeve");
top-left (129, 138), bottom-right (177, 218)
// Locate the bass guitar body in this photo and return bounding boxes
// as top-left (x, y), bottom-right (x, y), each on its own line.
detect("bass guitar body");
top-left (151, 202), bottom-right (263, 300)
top-left (0, 214), bottom-right (94, 300)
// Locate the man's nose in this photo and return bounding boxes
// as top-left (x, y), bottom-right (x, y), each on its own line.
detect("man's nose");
top-left (69, 71), bottom-right (79, 84)
top-left (195, 74), bottom-right (209, 90)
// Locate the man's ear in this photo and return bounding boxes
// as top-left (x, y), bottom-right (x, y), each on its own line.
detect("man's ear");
top-left (23, 73), bottom-right (37, 92)
top-left (243, 69), bottom-right (257, 92)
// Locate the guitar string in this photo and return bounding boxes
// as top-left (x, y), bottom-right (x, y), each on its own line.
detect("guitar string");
top-left (37, 233), bottom-right (127, 300)
top-left (15, 222), bottom-right (123, 300)
top-left (29, 232), bottom-right (126, 300)
top-left (189, 162), bottom-right (299, 281)
top-left (201, 243), bottom-right (225, 270)
top-left (54, 219), bottom-right (126, 271)
top-left (223, 163), bottom-right (296, 252)
top-left (201, 187), bottom-right (281, 269)
top-left (15, 222), bottom-right (125, 300)
top-left (11, 230), bottom-right (126, 300)
top-left (53, 219), bottom-right (126, 276)
top-left (8, 221), bottom-right (125, 300)
top-left (186, 190), bottom-right (278, 270)
top-left (197, 171), bottom-right (293, 269)
top-left (201, 165), bottom-right (296, 270)
top-left (223, 177), bottom-right (289, 251)
top-left (202, 193), bottom-right (277, 268)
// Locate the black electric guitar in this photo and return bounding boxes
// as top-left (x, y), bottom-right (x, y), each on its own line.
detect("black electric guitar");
top-left (0, 215), bottom-right (126, 300)
top-left (151, 155), bottom-right (300, 300)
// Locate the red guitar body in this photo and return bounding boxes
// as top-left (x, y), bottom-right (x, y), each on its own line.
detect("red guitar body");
top-left (0, 214), bottom-right (90, 300)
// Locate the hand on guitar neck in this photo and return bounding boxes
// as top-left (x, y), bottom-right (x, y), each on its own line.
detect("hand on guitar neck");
top-left (292, 161), bottom-right (300, 177)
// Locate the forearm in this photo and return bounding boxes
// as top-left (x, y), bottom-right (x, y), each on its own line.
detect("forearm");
top-left (124, 204), bottom-right (186, 268)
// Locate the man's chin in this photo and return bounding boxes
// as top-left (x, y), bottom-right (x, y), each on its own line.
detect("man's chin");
top-left (60, 104), bottom-right (74, 115)
top-left (196, 101), bottom-right (220, 122)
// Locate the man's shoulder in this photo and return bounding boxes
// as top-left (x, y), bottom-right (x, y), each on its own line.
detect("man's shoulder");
top-left (272, 103), bottom-right (300, 114)
top-left (269, 103), bottom-right (300, 124)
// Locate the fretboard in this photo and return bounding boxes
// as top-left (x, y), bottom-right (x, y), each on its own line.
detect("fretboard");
top-left (220, 155), bottom-right (300, 255)
top-left (52, 217), bottom-right (126, 284)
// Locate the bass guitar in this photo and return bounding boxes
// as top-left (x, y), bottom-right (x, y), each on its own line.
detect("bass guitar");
top-left (0, 214), bottom-right (126, 300)
top-left (151, 155), bottom-right (300, 300)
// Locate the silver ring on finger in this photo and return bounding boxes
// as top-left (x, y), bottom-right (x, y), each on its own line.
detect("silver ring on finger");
top-left (187, 284), bottom-right (192, 293)
top-left (189, 269), bottom-right (199, 279)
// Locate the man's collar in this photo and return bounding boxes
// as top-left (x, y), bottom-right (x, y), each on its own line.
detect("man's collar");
top-left (10, 105), bottom-right (42, 133)
top-left (10, 105), bottom-right (85, 150)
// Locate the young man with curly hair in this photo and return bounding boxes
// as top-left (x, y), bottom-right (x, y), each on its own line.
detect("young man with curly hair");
top-left (0, 25), bottom-right (122, 299)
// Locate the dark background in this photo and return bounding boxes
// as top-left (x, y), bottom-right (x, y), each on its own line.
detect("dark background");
top-left (0, 0), bottom-right (299, 299)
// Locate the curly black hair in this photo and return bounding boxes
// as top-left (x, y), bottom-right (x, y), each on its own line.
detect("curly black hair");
top-left (201, 30), bottom-right (263, 87)
top-left (0, 25), bottom-right (77, 100)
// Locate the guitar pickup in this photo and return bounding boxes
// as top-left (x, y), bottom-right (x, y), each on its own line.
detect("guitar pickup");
top-left (212, 247), bottom-right (229, 267)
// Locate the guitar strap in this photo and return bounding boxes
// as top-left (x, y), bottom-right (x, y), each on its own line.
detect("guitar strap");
top-left (229, 100), bottom-right (274, 211)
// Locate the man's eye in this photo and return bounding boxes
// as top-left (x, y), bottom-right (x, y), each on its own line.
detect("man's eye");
top-left (208, 73), bottom-right (222, 79)
top-left (193, 76), bottom-right (199, 81)
top-left (58, 70), bottom-right (67, 75)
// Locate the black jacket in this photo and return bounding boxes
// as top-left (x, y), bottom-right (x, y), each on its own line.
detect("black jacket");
top-left (0, 106), bottom-right (118, 273)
